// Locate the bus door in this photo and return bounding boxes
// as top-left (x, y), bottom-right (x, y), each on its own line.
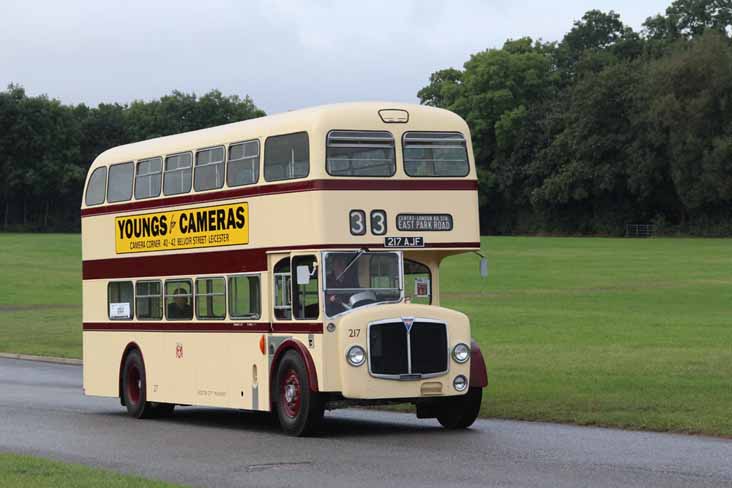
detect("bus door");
top-left (291, 253), bottom-right (321, 323)
top-left (270, 252), bottom-right (321, 325)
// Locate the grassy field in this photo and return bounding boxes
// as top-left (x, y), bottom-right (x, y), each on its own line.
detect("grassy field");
top-left (0, 233), bottom-right (730, 436)
top-left (0, 453), bottom-right (183, 487)
top-left (0, 234), bottom-right (81, 358)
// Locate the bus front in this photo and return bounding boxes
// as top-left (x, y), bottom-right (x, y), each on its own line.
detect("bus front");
top-left (309, 104), bottom-right (487, 429)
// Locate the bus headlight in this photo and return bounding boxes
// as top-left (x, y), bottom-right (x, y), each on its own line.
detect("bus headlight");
top-left (453, 375), bottom-right (468, 392)
top-left (452, 343), bottom-right (470, 364)
top-left (346, 345), bottom-right (366, 367)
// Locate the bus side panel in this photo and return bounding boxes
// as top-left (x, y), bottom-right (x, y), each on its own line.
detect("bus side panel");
top-left (153, 332), bottom-right (194, 405)
top-left (82, 332), bottom-right (117, 397)
top-left (226, 333), bottom-right (271, 411)
top-left (146, 332), bottom-right (270, 411)
top-left (179, 332), bottom-right (270, 411)
top-left (83, 332), bottom-right (163, 399)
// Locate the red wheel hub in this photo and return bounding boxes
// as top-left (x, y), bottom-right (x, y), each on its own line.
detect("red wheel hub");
top-left (126, 364), bottom-right (141, 405)
top-left (281, 369), bottom-right (302, 418)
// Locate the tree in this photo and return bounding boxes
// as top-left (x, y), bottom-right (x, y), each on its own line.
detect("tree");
top-left (417, 68), bottom-right (463, 108)
top-left (644, 31), bottom-right (732, 221)
top-left (557, 10), bottom-right (642, 81)
top-left (0, 85), bottom-right (265, 231)
top-left (418, 38), bottom-right (560, 232)
top-left (0, 85), bottom-right (26, 229)
top-left (530, 61), bottom-right (647, 233)
top-left (644, 0), bottom-right (732, 41)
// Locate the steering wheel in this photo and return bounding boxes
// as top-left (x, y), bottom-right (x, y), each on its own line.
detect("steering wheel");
top-left (347, 291), bottom-right (378, 309)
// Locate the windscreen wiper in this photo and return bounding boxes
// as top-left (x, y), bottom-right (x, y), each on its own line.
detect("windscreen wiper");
top-left (336, 249), bottom-right (367, 282)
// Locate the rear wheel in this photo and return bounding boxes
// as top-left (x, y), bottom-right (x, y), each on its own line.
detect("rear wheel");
top-left (437, 387), bottom-right (482, 429)
top-left (121, 350), bottom-right (175, 419)
top-left (274, 351), bottom-right (323, 436)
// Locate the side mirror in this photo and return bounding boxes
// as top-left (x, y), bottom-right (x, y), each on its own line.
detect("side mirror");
top-left (296, 265), bottom-right (311, 285)
top-left (480, 257), bottom-right (489, 278)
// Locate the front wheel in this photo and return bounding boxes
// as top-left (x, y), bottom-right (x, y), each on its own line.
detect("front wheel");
top-left (437, 387), bottom-right (482, 429)
top-left (274, 351), bottom-right (323, 436)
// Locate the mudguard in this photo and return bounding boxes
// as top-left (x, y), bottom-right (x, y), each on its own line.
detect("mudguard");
top-left (270, 339), bottom-right (320, 393)
top-left (470, 339), bottom-right (488, 388)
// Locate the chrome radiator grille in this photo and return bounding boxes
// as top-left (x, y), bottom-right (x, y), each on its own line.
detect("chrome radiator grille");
top-left (368, 319), bottom-right (448, 379)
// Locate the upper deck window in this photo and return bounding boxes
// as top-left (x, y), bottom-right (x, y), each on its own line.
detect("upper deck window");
top-left (85, 166), bottom-right (107, 206)
top-left (227, 140), bottom-right (260, 187)
top-left (326, 130), bottom-right (396, 177)
top-left (403, 132), bottom-right (470, 177)
top-left (134, 157), bottom-right (162, 200)
top-left (264, 132), bottom-right (309, 182)
top-left (194, 146), bottom-right (225, 192)
top-left (163, 152), bottom-right (193, 196)
top-left (107, 162), bottom-right (134, 203)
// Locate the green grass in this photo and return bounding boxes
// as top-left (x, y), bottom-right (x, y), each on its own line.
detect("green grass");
top-left (442, 237), bottom-right (732, 436)
top-left (0, 234), bottom-right (81, 358)
top-left (0, 453), bottom-right (183, 487)
top-left (0, 233), bottom-right (730, 436)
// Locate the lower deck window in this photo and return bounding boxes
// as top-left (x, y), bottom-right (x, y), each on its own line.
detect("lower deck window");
top-left (136, 281), bottom-right (162, 320)
top-left (196, 277), bottom-right (226, 320)
top-left (229, 275), bottom-right (261, 319)
top-left (108, 281), bottom-right (133, 320)
top-left (165, 280), bottom-right (193, 320)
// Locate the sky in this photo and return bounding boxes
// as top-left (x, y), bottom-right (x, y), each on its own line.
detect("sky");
top-left (1, 0), bottom-right (672, 115)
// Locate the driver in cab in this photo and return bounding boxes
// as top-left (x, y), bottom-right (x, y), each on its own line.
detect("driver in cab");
top-left (326, 254), bottom-right (359, 316)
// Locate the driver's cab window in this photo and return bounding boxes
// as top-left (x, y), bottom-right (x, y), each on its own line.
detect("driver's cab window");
top-left (369, 254), bottom-right (400, 289)
top-left (292, 255), bottom-right (319, 320)
top-left (404, 259), bottom-right (432, 305)
top-left (324, 252), bottom-right (402, 317)
top-left (273, 258), bottom-right (291, 320)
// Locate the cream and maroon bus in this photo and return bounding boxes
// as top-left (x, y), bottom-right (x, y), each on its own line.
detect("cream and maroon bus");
top-left (81, 102), bottom-right (488, 436)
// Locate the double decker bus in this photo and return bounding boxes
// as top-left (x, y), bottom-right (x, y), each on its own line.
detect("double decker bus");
top-left (81, 102), bottom-right (488, 436)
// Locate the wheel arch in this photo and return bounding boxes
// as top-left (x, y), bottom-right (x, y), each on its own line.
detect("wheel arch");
top-left (269, 339), bottom-right (319, 406)
top-left (470, 339), bottom-right (488, 388)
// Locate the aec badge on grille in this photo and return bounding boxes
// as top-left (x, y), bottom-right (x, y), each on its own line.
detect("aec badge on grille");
top-left (402, 317), bottom-right (415, 334)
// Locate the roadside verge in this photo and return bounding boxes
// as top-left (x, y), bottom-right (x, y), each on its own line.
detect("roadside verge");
top-left (0, 352), bottom-right (82, 366)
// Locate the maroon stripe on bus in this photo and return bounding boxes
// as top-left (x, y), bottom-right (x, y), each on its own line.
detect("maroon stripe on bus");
top-left (271, 322), bottom-right (323, 334)
top-left (81, 242), bottom-right (481, 280)
top-left (83, 248), bottom-right (268, 280)
top-left (83, 322), bottom-right (323, 333)
top-left (80, 179), bottom-right (479, 217)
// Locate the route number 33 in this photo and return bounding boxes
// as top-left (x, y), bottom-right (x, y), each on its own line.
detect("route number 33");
top-left (350, 210), bottom-right (386, 236)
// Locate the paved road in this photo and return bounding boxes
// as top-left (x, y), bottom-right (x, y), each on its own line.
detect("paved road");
top-left (1, 358), bottom-right (730, 488)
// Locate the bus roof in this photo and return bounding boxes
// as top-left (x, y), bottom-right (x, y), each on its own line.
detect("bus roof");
top-left (89, 102), bottom-right (470, 170)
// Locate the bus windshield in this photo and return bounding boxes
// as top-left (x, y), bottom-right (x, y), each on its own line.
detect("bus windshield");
top-left (324, 251), bottom-right (401, 316)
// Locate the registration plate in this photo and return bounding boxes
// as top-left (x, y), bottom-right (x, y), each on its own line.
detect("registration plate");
top-left (384, 236), bottom-right (425, 248)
